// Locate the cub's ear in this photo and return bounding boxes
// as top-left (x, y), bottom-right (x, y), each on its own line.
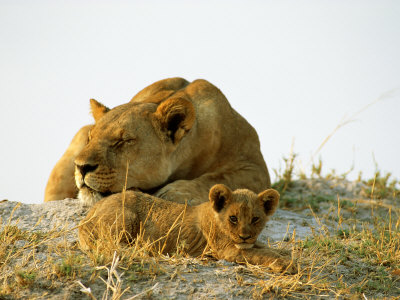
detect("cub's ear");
top-left (154, 97), bottom-right (195, 144)
top-left (90, 98), bottom-right (110, 122)
top-left (209, 184), bottom-right (232, 212)
top-left (258, 189), bottom-right (280, 217)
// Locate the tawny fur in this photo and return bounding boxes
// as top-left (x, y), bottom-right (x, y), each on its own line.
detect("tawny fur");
top-left (44, 125), bottom-right (93, 202)
top-left (78, 185), bottom-right (296, 273)
top-left (45, 78), bottom-right (270, 205)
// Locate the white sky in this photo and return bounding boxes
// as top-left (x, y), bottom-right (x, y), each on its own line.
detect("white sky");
top-left (1, 1), bottom-right (399, 204)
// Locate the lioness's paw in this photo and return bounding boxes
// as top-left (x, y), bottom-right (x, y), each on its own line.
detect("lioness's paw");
top-left (155, 182), bottom-right (204, 205)
top-left (154, 187), bottom-right (193, 204)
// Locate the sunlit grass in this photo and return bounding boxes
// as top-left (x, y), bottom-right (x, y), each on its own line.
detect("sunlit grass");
top-left (1, 156), bottom-right (400, 298)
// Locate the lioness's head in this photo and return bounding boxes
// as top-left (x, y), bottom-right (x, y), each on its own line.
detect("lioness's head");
top-left (75, 97), bottom-right (195, 205)
top-left (209, 184), bottom-right (279, 249)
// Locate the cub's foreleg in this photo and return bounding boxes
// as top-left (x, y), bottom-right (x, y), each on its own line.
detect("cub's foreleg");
top-left (219, 246), bottom-right (297, 274)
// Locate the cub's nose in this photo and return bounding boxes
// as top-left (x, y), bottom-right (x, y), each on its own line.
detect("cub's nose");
top-left (239, 235), bottom-right (251, 241)
top-left (76, 163), bottom-right (98, 178)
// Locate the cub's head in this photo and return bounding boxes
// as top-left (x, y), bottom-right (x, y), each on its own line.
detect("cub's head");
top-left (209, 184), bottom-right (279, 249)
top-left (75, 97), bottom-right (195, 205)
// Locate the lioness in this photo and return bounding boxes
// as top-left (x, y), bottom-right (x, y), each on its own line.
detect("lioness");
top-left (45, 78), bottom-right (270, 205)
top-left (79, 185), bottom-right (296, 273)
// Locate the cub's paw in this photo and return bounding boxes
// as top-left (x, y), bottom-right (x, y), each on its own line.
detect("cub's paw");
top-left (269, 257), bottom-right (298, 274)
top-left (276, 248), bottom-right (292, 257)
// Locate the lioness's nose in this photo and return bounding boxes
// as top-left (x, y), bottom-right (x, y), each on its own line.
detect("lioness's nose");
top-left (76, 163), bottom-right (98, 178)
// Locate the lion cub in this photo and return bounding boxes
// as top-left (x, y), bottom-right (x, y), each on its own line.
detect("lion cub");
top-left (79, 184), bottom-right (296, 273)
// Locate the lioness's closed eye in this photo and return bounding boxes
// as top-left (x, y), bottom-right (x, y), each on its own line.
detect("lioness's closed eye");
top-left (79, 184), bottom-right (297, 273)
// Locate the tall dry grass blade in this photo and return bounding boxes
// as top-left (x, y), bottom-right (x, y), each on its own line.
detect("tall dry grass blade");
top-left (337, 194), bottom-right (342, 231)
top-left (122, 160), bottom-right (130, 246)
top-left (154, 208), bottom-right (186, 254)
top-left (310, 88), bottom-right (399, 164)
top-left (174, 201), bottom-right (188, 252)
top-left (370, 173), bottom-right (377, 217)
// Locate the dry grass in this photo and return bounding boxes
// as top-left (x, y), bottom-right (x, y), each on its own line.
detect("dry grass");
top-left (235, 202), bottom-right (399, 299)
top-left (1, 175), bottom-right (399, 299)
top-left (2, 147), bottom-right (400, 298)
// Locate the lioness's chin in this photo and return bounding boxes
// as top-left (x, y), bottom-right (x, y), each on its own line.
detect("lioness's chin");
top-left (235, 243), bottom-right (254, 249)
top-left (78, 187), bottom-right (105, 206)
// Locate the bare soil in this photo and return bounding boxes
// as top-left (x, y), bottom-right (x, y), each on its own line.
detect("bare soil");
top-left (1, 179), bottom-right (399, 299)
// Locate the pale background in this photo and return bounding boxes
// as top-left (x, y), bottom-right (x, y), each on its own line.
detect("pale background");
top-left (1, 1), bottom-right (399, 204)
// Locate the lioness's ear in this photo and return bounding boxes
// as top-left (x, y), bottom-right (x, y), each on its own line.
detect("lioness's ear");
top-left (209, 184), bottom-right (232, 212)
top-left (258, 189), bottom-right (280, 217)
top-left (90, 98), bottom-right (110, 122)
top-left (154, 98), bottom-right (195, 144)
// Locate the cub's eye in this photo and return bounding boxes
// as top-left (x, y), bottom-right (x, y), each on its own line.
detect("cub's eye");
top-left (229, 216), bottom-right (238, 224)
top-left (251, 217), bottom-right (260, 224)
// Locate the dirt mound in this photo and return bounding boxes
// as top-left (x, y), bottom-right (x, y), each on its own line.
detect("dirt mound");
top-left (1, 179), bottom-right (399, 299)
